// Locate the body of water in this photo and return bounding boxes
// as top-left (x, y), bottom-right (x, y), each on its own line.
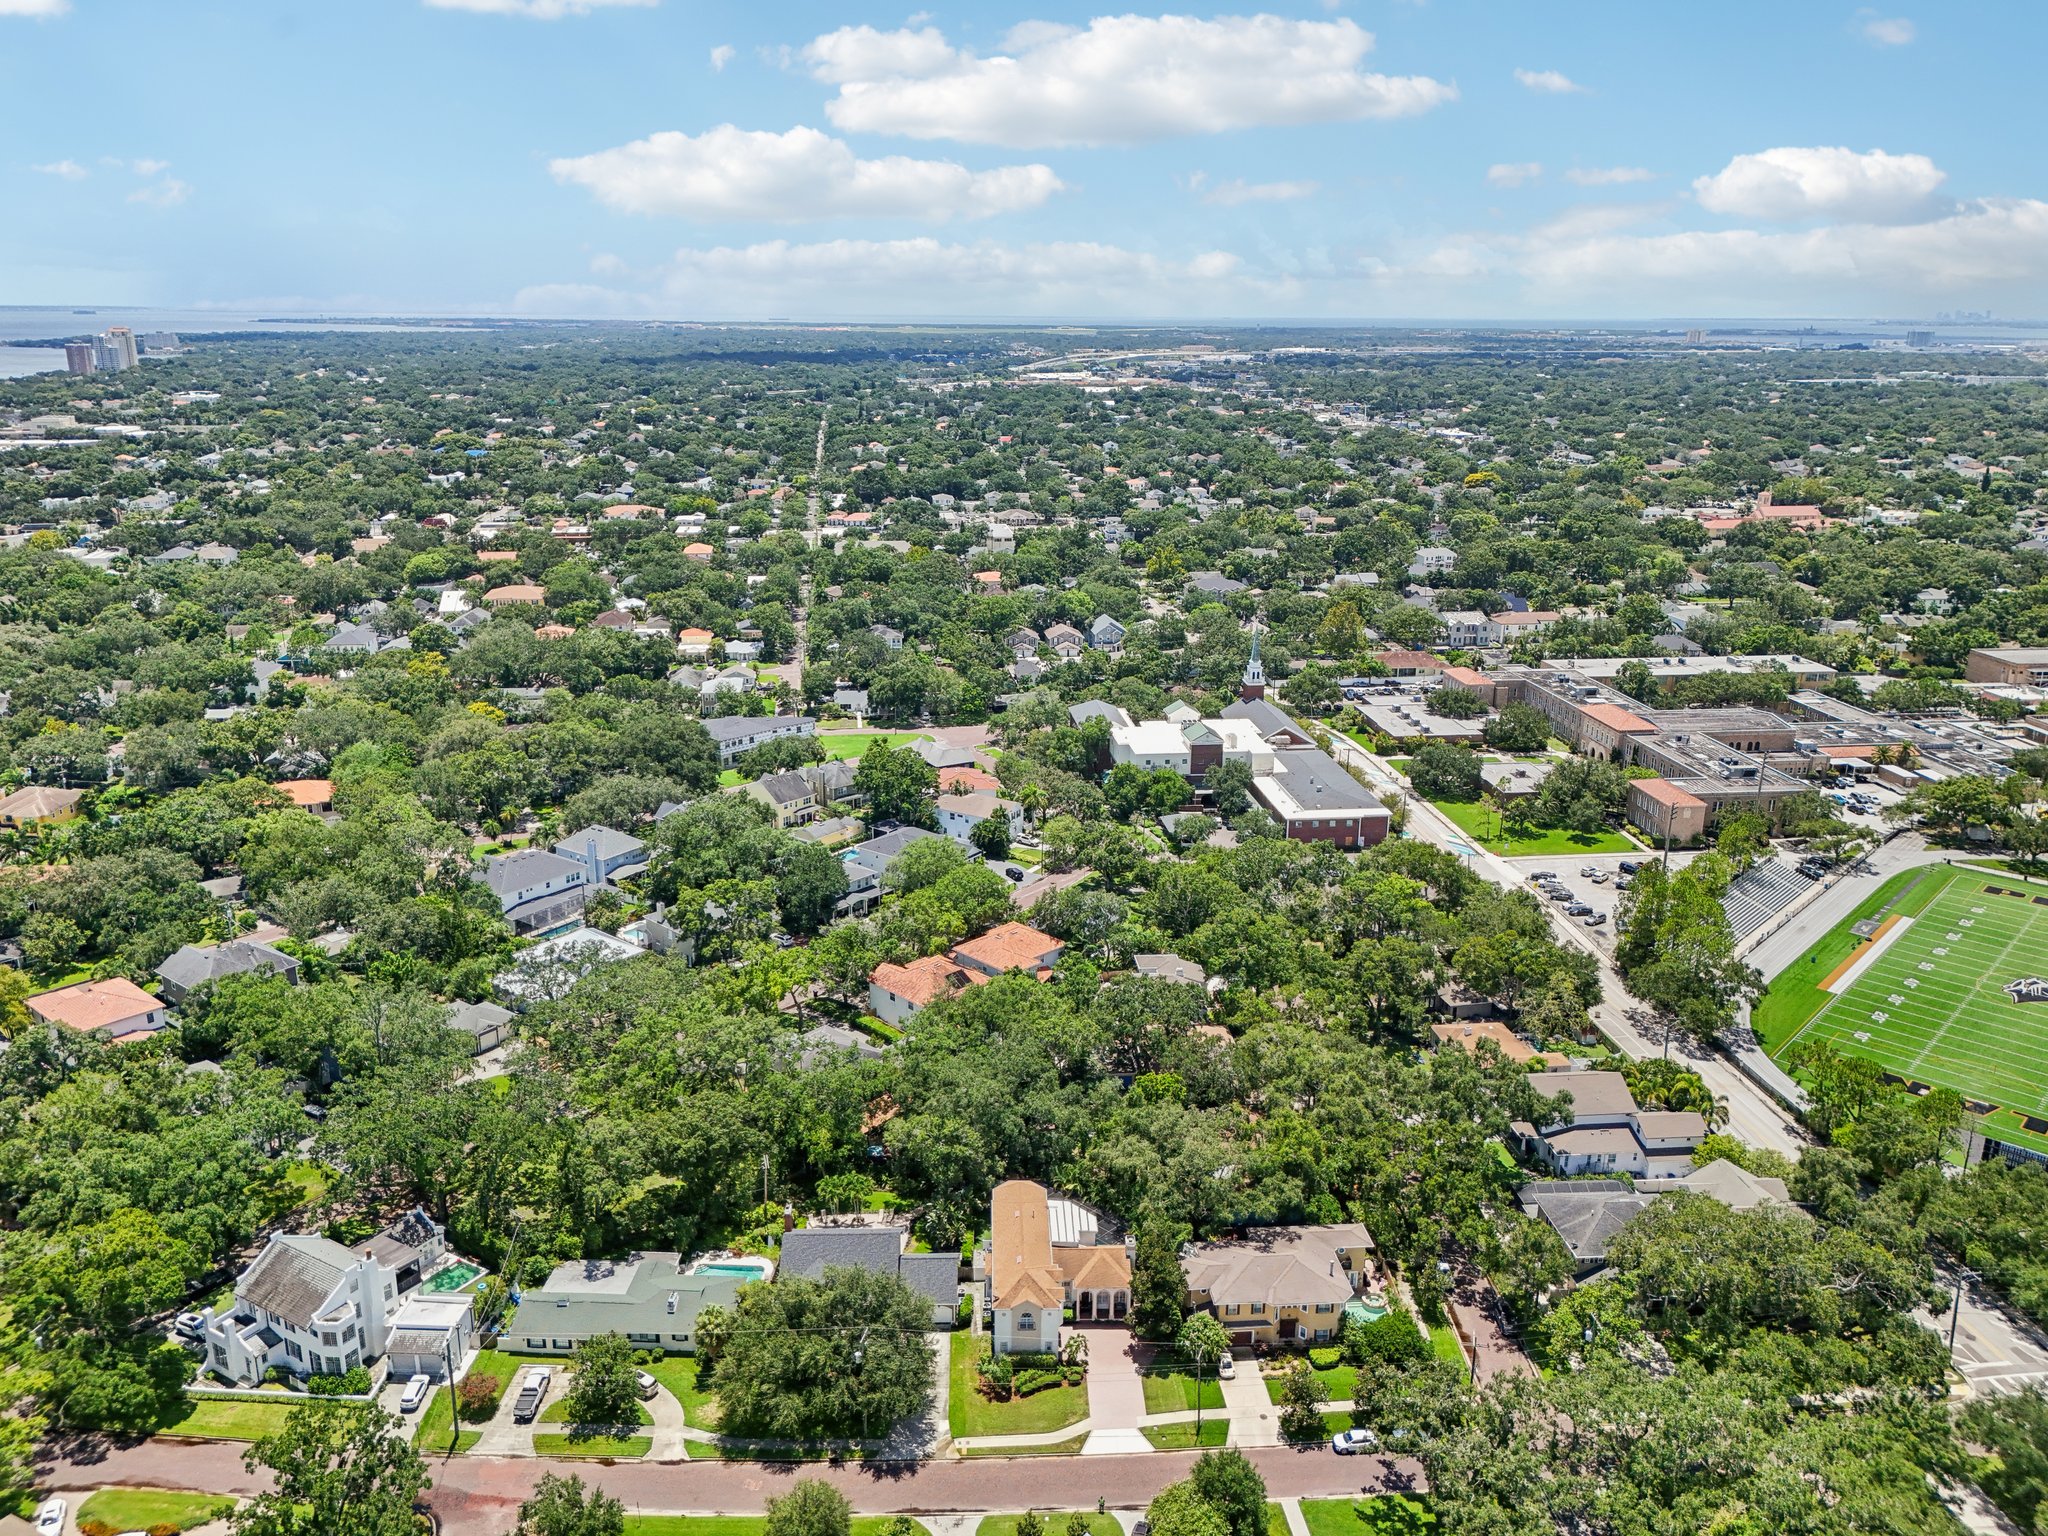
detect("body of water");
top-left (0, 306), bottom-right (492, 378)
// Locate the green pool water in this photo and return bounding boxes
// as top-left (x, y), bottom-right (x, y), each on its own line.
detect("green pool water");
top-left (1344, 1299), bottom-right (1388, 1324)
top-left (421, 1262), bottom-right (482, 1293)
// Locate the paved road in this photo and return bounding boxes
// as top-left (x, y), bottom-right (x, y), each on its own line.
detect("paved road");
top-left (38, 1436), bottom-right (1423, 1536)
top-left (1323, 733), bottom-right (1805, 1157)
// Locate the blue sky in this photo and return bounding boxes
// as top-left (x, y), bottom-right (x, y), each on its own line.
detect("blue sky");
top-left (4, 0), bottom-right (2044, 320)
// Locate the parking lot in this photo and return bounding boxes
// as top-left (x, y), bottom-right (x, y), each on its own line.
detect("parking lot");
top-left (1500, 852), bottom-right (1692, 950)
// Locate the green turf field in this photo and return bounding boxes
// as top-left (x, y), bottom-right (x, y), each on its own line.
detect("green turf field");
top-left (1781, 869), bottom-right (2048, 1141)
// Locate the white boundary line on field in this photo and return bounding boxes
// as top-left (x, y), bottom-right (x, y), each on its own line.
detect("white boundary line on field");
top-left (1823, 915), bottom-right (1913, 996)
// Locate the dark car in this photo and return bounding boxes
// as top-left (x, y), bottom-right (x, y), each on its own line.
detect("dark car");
top-left (1566, 902), bottom-right (1593, 917)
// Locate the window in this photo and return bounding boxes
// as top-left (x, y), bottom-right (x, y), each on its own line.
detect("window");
top-left (1315, 1303), bottom-right (1334, 1313)
top-left (321, 1332), bottom-right (338, 1346)
top-left (345, 1350), bottom-right (361, 1370)
top-left (1224, 1304), bottom-right (1240, 1316)
top-left (1017, 1311), bottom-right (1035, 1332)
top-left (1250, 1303), bottom-right (1264, 1315)
top-left (284, 1342), bottom-right (303, 1362)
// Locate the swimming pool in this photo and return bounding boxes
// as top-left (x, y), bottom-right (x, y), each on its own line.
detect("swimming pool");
top-left (421, 1261), bottom-right (483, 1294)
top-left (690, 1258), bottom-right (774, 1281)
top-left (1344, 1299), bottom-right (1388, 1325)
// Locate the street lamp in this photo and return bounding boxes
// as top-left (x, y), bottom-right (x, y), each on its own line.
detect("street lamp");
top-left (1192, 1343), bottom-right (1209, 1445)
top-left (1947, 1265), bottom-right (1978, 1369)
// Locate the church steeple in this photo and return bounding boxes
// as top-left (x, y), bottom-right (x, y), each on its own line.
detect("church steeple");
top-left (1241, 622), bottom-right (1266, 702)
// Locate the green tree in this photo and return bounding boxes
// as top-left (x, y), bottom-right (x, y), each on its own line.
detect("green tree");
top-left (1178, 1311), bottom-right (1231, 1370)
top-left (1145, 1480), bottom-right (1230, 1536)
top-left (853, 743), bottom-right (937, 831)
top-left (969, 815), bottom-right (1012, 862)
top-left (1130, 1220), bottom-right (1190, 1339)
top-left (765, 1478), bottom-right (852, 1536)
top-left (1407, 741), bottom-right (1483, 802)
top-left (1276, 1357), bottom-right (1329, 1442)
top-left (563, 1332), bottom-right (642, 1426)
top-left (716, 1268), bottom-right (933, 1440)
top-left (515, 1472), bottom-right (626, 1536)
top-left (1480, 703), bottom-right (1551, 755)
top-left (232, 1402), bottom-right (429, 1536)
top-left (1962, 1387), bottom-right (2048, 1536)
top-left (1189, 1449), bottom-right (1267, 1536)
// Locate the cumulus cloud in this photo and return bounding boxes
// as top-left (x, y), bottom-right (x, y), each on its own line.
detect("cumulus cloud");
top-left (708, 43), bottom-right (734, 70)
top-left (801, 15), bottom-right (1455, 147)
top-left (513, 236), bottom-right (1265, 318)
top-left (1693, 145), bottom-right (1947, 223)
top-left (423, 0), bottom-right (655, 17)
top-left (1514, 67), bottom-right (1584, 94)
top-left (0, 0), bottom-right (69, 15)
top-left (1199, 177), bottom-right (1318, 205)
top-left (1566, 165), bottom-right (1655, 186)
top-left (1487, 162), bottom-right (1542, 188)
top-left (128, 177), bottom-right (191, 207)
top-left (32, 158), bottom-right (88, 179)
top-left (549, 125), bottom-right (1063, 221)
top-left (1861, 14), bottom-right (1915, 44)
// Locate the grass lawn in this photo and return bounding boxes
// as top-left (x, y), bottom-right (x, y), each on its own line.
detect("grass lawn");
top-left (643, 1355), bottom-right (720, 1427)
top-left (815, 731), bottom-right (929, 761)
top-left (532, 1431), bottom-right (651, 1458)
top-left (1750, 864), bottom-right (1951, 1050)
top-left (417, 1386), bottom-right (483, 1454)
top-left (157, 1396), bottom-right (299, 1441)
top-left (1264, 1364), bottom-right (1355, 1404)
top-left (977, 1517), bottom-right (1121, 1536)
top-left (959, 1433), bottom-right (1090, 1457)
top-left (1142, 1419), bottom-right (1230, 1449)
top-left (1767, 864), bottom-right (2048, 1155)
top-left (1264, 1505), bottom-right (1290, 1536)
top-left (1008, 846), bottom-right (1046, 867)
top-left (1428, 797), bottom-right (1636, 856)
top-left (948, 1331), bottom-right (1088, 1439)
top-left (681, 1439), bottom-right (836, 1461)
top-left (718, 769), bottom-right (745, 786)
top-left (1282, 1410), bottom-right (1358, 1446)
top-left (1140, 1367), bottom-right (1225, 1414)
top-left (539, 1398), bottom-right (652, 1425)
top-left (282, 1159), bottom-right (333, 1208)
top-left (77, 1488), bottom-right (236, 1532)
top-left (1300, 1497), bottom-right (1437, 1536)
top-left (1429, 1325), bottom-right (1469, 1382)
top-left (628, 1521), bottom-right (930, 1536)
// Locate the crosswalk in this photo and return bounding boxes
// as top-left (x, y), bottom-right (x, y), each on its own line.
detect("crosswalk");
top-left (1721, 858), bottom-right (1817, 942)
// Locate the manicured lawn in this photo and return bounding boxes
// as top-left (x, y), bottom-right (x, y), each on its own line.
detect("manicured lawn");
top-left (682, 1438), bottom-right (836, 1461)
top-left (1428, 797), bottom-right (1636, 856)
top-left (539, 1397), bottom-right (652, 1425)
top-left (1750, 864), bottom-right (1947, 1050)
top-left (158, 1396), bottom-right (300, 1441)
top-left (816, 731), bottom-right (929, 761)
top-left (948, 1331), bottom-right (1088, 1439)
top-left (719, 769), bottom-right (745, 786)
top-left (1300, 1497), bottom-right (1437, 1536)
top-left (532, 1431), bottom-right (651, 1457)
top-left (628, 1520), bottom-right (930, 1536)
top-left (959, 1432), bottom-right (1090, 1457)
top-left (1140, 1366), bottom-right (1225, 1414)
top-left (644, 1354), bottom-right (720, 1426)
top-left (1264, 1504), bottom-right (1290, 1536)
top-left (977, 1516), bottom-right (1122, 1536)
top-left (1283, 1410), bottom-right (1358, 1445)
top-left (417, 1386), bottom-right (483, 1454)
top-left (1429, 1325), bottom-right (1469, 1382)
top-left (1263, 1364), bottom-right (1355, 1404)
top-left (78, 1488), bottom-right (236, 1532)
top-left (1143, 1418), bottom-right (1230, 1449)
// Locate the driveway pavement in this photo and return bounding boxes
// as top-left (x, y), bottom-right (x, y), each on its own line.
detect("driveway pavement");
top-left (1447, 1271), bottom-right (1534, 1384)
top-left (1079, 1329), bottom-right (1149, 1455)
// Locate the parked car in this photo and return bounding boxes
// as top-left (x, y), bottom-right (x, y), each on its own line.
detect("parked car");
top-left (1618, 860), bottom-right (1641, 874)
top-left (173, 1311), bottom-right (206, 1338)
top-left (400, 1373), bottom-right (431, 1413)
top-left (1589, 871), bottom-right (1609, 884)
top-left (1546, 888), bottom-right (1573, 902)
top-left (1579, 866), bottom-right (1599, 878)
top-left (1584, 912), bottom-right (1607, 927)
top-left (637, 1369), bottom-right (659, 1400)
top-left (512, 1366), bottom-right (552, 1422)
top-left (1566, 903), bottom-right (1592, 917)
top-left (1331, 1428), bottom-right (1378, 1455)
top-left (34, 1499), bottom-right (65, 1536)
top-left (1216, 1354), bottom-right (1236, 1379)
top-left (1528, 870), bottom-right (1558, 881)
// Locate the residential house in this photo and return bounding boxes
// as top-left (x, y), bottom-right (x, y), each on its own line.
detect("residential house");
top-left (0, 785), bottom-right (84, 829)
top-left (550, 824), bottom-right (647, 886)
top-left (778, 1220), bottom-right (961, 1328)
top-left (1518, 1159), bottom-right (1792, 1276)
top-left (870, 624), bottom-right (905, 651)
top-left (509, 1253), bottom-right (751, 1356)
top-left (274, 778), bottom-right (335, 814)
top-left (936, 790), bottom-right (1024, 847)
top-left (744, 770), bottom-right (818, 829)
top-left (1006, 628), bottom-right (1042, 661)
top-left (155, 938), bottom-right (300, 1005)
top-left (801, 758), bottom-right (861, 808)
top-left (482, 583), bottom-right (548, 608)
top-left (493, 926), bottom-right (650, 1007)
top-left (1185, 572), bottom-right (1246, 597)
top-left (1181, 1224), bottom-right (1378, 1347)
top-left (444, 998), bottom-right (514, 1055)
top-left (1133, 953), bottom-right (1210, 990)
top-left (1408, 545), bottom-right (1456, 578)
top-left (1044, 623), bottom-right (1085, 661)
top-left (28, 977), bottom-right (167, 1041)
top-left (703, 715), bottom-right (816, 767)
top-left (1437, 611), bottom-right (1498, 649)
top-left (837, 826), bottom-right (947, 918)
top-left (911, 738), bottom-right (979, 771)
top-left (1087, 614), bottom-right (1127, 655)
top-left (1491, 610), bottom-right (1560, 641)
top-left (868, 954), bottom-right (985, 1026)
top-left (203, 1209), bottom-right (468, 1385)
top-left (475, 848), bottom-right (588, 935)
top-left (1509, 1071), bottom-right (1707, 1180)
top-left (980, 1181), bottom-right (1132, 1352)
top-left (676, 628), bottom-right (716, 657)
top-left (832, 687), bottom-right (870, 717)
top-left (950, 921), bottom-right (1062, 980)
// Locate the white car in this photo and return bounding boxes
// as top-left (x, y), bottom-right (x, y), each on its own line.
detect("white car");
top-left (1216, 1354), bottom-right (1235, 1379)
top-left (636, 1369), bottom-right (659, 1400)
top-left (34, 1497), bottom-right (65, 1535)
top-left (1330, 1427), bottom-right (1378, 1454)
top-left (400, 1373), bottom-right (431, 1413)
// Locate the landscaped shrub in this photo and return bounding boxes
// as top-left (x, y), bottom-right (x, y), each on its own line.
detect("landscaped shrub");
top-left (457, 1370), bottom-right (503, 1421)
top-left (1308, 1346), bottom-right (1344, 1370)
top-left (306, 1364), bottom-right (373, 1396)
top-left (79, 1521), bottom-right (118, 1536)
top-left (1343, 1301), bottom-right (1430, 1368)
top-left (149, 1525), bottom-right (181, 1536)
top-left (976, 1350), bottom-right (1014, 1401)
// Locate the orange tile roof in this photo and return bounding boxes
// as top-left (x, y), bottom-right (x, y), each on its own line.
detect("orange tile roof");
top-left (477, 550), bottom-right (519, 563)
top-left (1820, 743), bottom-right (1876, 760)
top-left (274, 778), bottom-right (333, 809)
top-left (484, 583), bottom-right (547, 605)
top-left (1631, 777), bottom-right (1708, 808)
top-left (28, 976), bottom-right (161, 1034)
top-left (1431, 1019), bottom-right (1568, 1067)
top-left (989, 1180), bottom-right (1065, 1310)
top-left (1439, 665), bottom-right (1490, 688)
top-left (1580, 702), bottom-right (1656, 734)
top-left (951, 922), bottom-right (1061, 976)
top-left (535, 623), bottom-right (575, 640)
top-left (939, 767), bottom-right (1002, 794)
top-left (1057, 1244), bottom-right (1132, 1293)
top-left (871, 954), bottom-right (985, 1009)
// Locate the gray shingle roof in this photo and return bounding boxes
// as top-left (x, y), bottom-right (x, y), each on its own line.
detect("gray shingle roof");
top-left (239, 1234), bottom-right (360, 1328)
top-left (155, 939), bottom-right (296, 995)
top-left (779, 1226), bottom-right (905, 1282)
top-left (552, 824), bottom-right (646, 862)
top-left (898, 1252), bottom-right (964, 1311)
top-left (703, 714), bottom-right (815, 745)
top-left (478, 848), bottom-right (584, 899)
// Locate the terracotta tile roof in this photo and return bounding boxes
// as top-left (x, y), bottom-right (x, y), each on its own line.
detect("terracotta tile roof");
top-left (1631, 777), bottom-right (1707, 808)
top-left (28, 976), bottom-right (161, 1034)
top-left (990, 1180), bottom-right (1064, 1310)
top-left (870, 954), bottom-right (984, 1009)
top-left (273, 778), bottom-right (333, 809)
top-left (1439, 666), bottom-right (1491, 688)
top-left (1580, 702), bottom-right (1656, 734)
top-left (483, 583), bottom-right (547, 605)
top-left (1057, 1244), bottom-right (1131, 1293)
top-left (950, 921), bottom-right (1061, 977)
top-left (939, 767), bottom-right (1002, 794)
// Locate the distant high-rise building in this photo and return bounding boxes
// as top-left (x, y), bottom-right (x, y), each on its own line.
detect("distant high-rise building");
top-left (140, 331), bottom-right (180, 354)
top-left (1907, 329), bottom-right (1935, 347)
top-left (64, 342), bottom-right (96, 376)
top-left (1685, 328), bottom-right (1708, 344)
top-left (102, 326), bottom-right (139, 371)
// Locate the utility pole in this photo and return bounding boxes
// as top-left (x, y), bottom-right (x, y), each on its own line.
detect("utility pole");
top-left (1947, 1266), bottom-right (1977, 1367)
top-left (1193, 1343), bottom-right (1207, 1446)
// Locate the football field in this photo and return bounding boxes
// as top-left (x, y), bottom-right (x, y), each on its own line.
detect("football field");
top-left (1787, 870), bottom-right (2048, 1132)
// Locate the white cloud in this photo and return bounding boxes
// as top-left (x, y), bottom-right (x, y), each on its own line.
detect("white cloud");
top-left (1565, 165), bottom-right (1655, 186)
top-left (708, 43), bottom-right (735, 70)
top-left (422, 0), bottom-right (655, 17)
top-left (1514, 67), bottom-right (1585, 94)
top-left (32, 158), bottom-right (88, 179)
top-left (1693, 145), bottom-right (1946, 223)
top-left (549, 125), bottom-right (1063, 221)
top-left (802, 15), bottom-right (1455, 147)
top-left (513, 236), bottom-right (1268, 318)
top-left (1201, 177), bottom-right (1318, 206)
top-left (0, 0), bottom-right (70, 16)
top-left (1861, 14), bottom-right (1915, 45)
top-left (128, 177), bottom-right (191, 208)
top-left (130, 157), bottom-right (171, 177)
top-left (1487, 162), bottom-right (1543, 188)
